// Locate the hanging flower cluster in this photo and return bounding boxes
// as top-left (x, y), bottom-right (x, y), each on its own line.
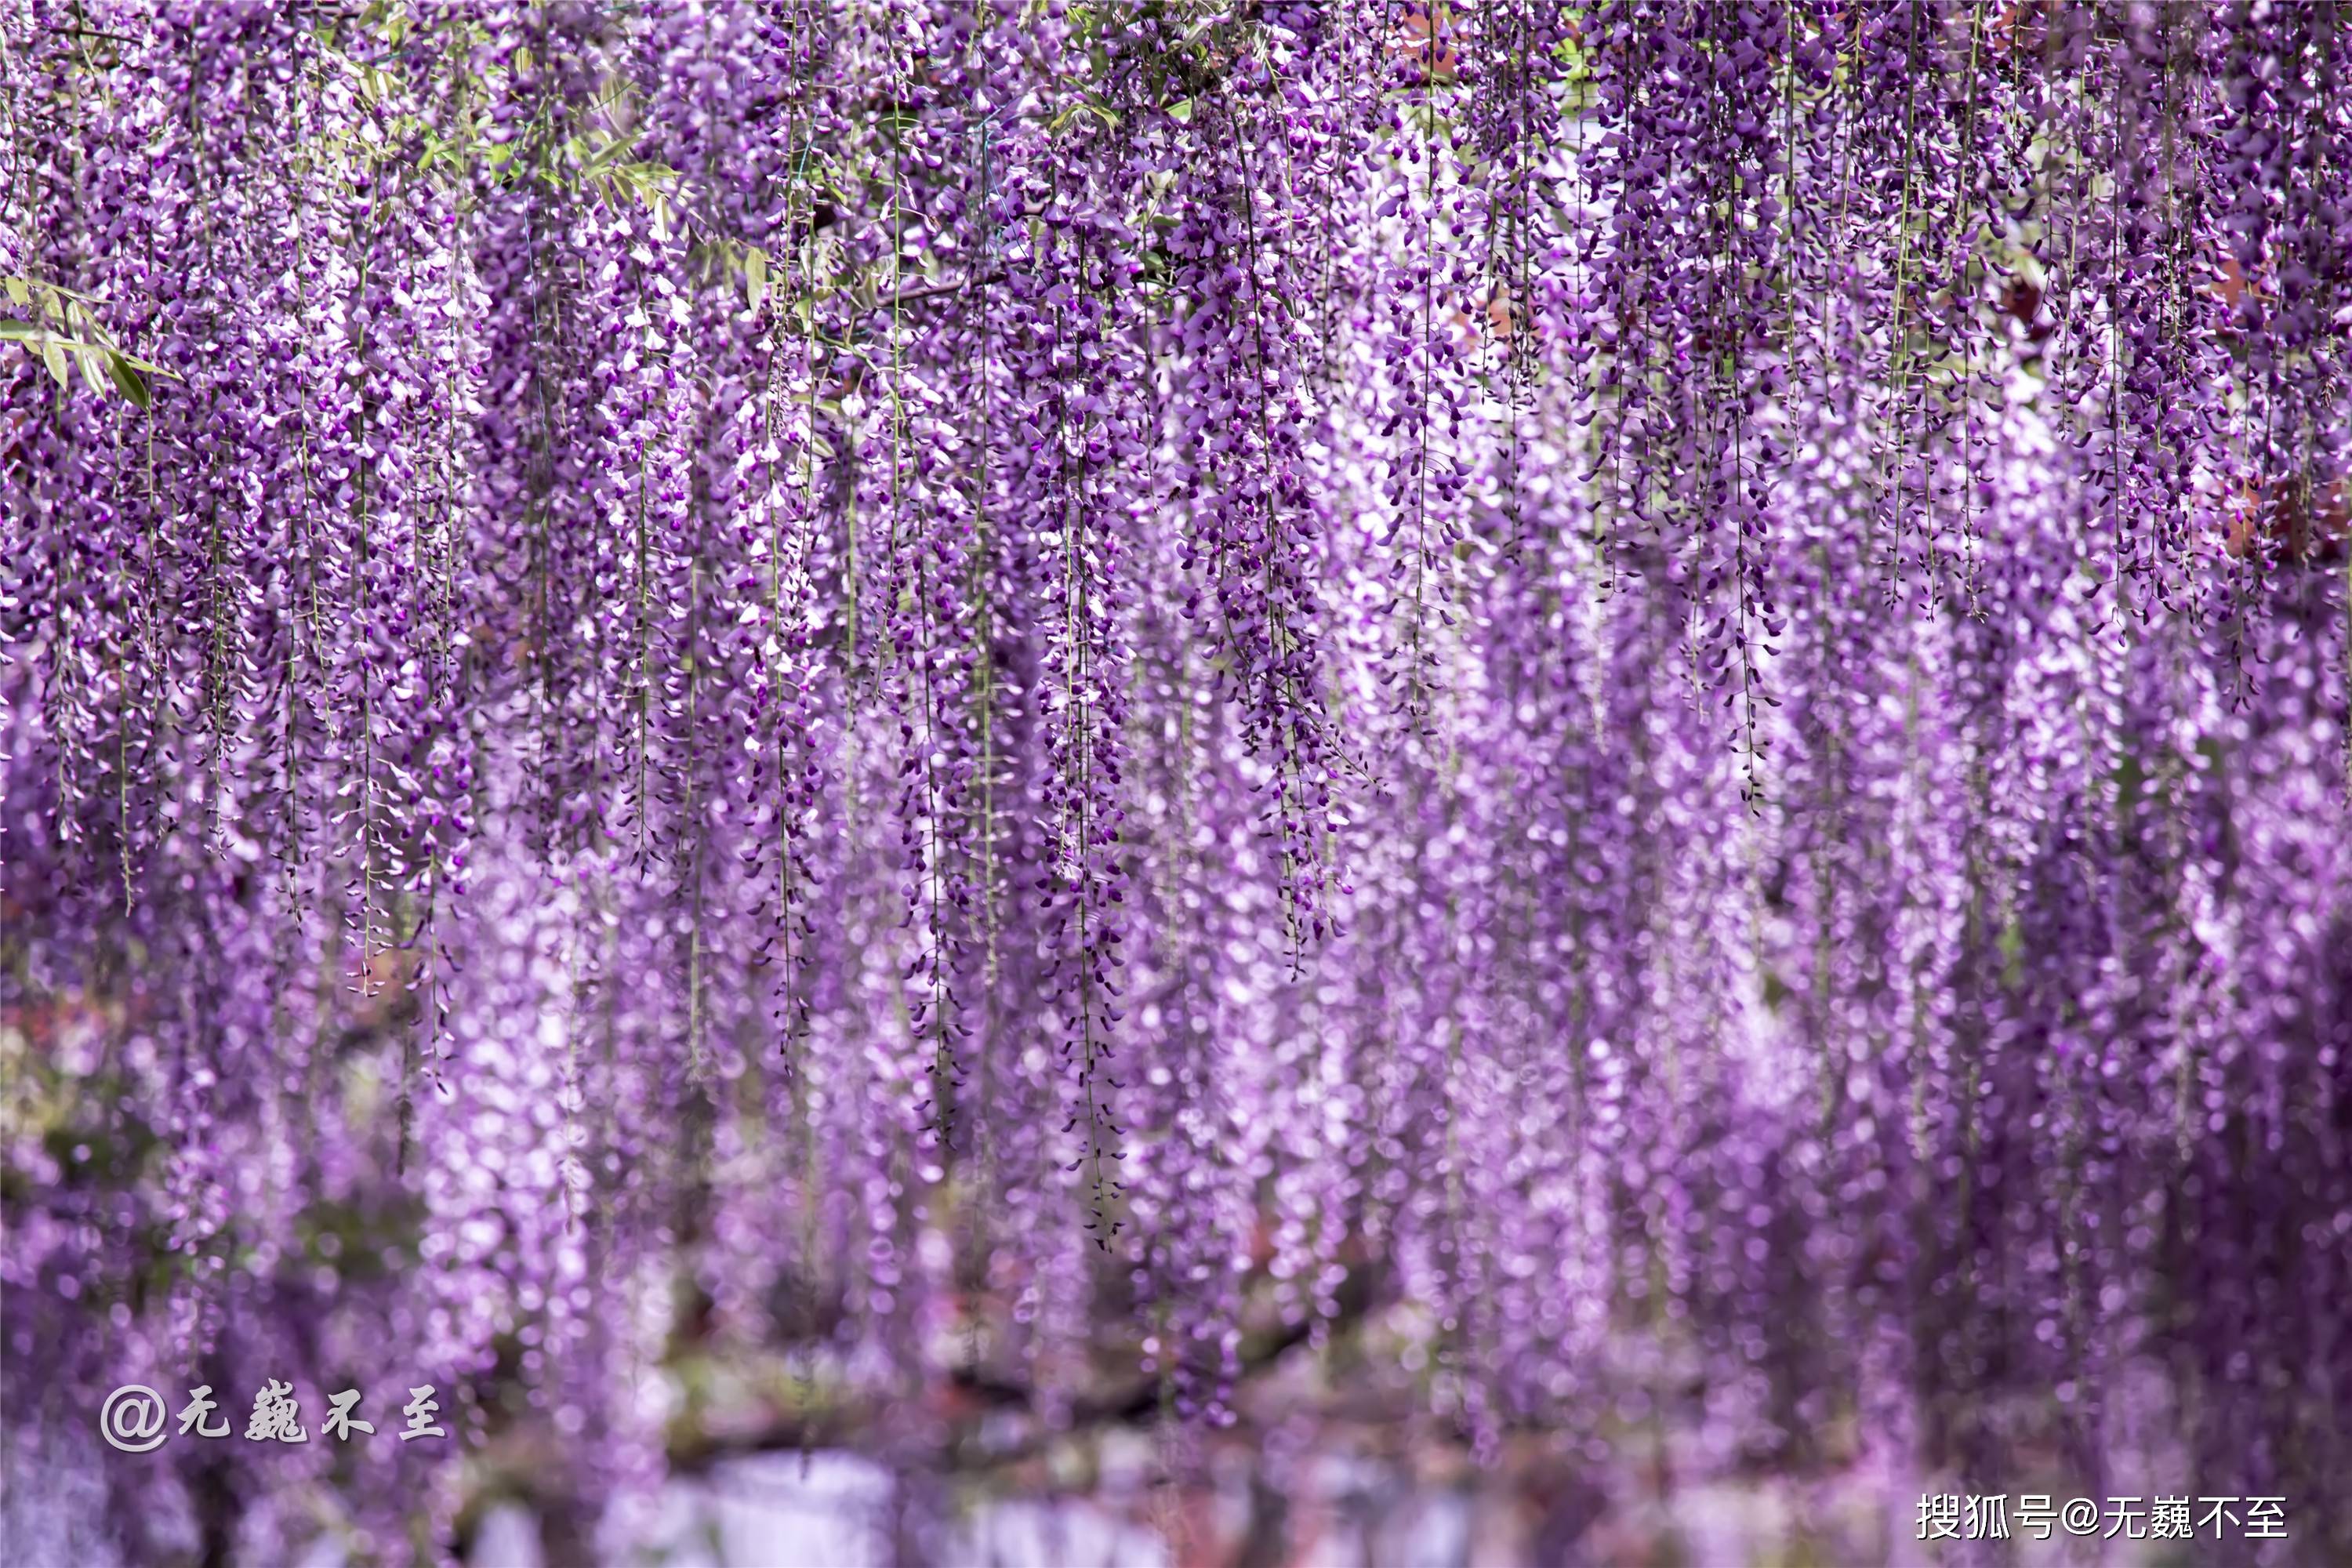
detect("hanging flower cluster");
top-left (4, 1), bottom-right (2348, 1560)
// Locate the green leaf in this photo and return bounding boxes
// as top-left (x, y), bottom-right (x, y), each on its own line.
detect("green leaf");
top-left (107, 351), bottom-right (153, 408)
top-left (3, 278), bottom-right (30, 307)
top-left (580, 135), bottom-right (629, 176)
top-left (746, 247), bottom-right (768, 313)
top-left (0, 317), bottom-right (38, 339)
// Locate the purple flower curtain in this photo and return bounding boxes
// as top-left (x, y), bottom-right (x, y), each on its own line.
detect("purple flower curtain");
top-left (3, 1), bottom-right (2347, 1560)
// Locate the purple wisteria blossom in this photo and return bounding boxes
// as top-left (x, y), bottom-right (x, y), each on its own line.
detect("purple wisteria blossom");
top-left (3, 2), bottom-right (2347, 1563)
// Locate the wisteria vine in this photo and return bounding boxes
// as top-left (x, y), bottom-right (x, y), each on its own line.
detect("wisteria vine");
top-left (4, 1), bottom-right (2349, 1562)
